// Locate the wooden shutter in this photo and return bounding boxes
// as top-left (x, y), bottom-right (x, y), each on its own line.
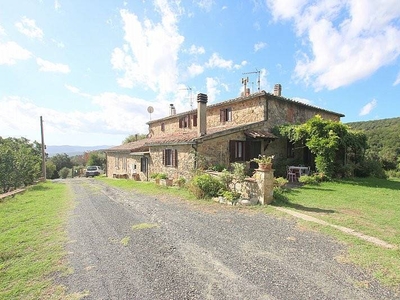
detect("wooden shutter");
top-left (229, 140), bottom-right (235, 162)
top-left (172, 149), bottom-right (178, 167)
top-left (220, 109), bottom-right (225, 122)
top-left (162, 149), bottom-right (166, 165)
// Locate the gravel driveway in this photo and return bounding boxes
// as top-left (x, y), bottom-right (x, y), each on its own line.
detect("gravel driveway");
top-left (60, 178), bottom-right (396, 299)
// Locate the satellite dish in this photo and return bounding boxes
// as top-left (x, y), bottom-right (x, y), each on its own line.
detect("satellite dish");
top-left (147, 106), bottom-right (154, 120)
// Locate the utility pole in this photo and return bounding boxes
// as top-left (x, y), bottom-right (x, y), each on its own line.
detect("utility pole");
top-left (40, 116), bottom-right (46, 180)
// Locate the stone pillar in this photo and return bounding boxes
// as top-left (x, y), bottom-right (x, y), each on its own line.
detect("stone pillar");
top-left (254, 169), bottom-right (274, 205)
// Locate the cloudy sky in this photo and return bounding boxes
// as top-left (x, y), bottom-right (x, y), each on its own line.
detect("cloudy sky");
top-left (1, 0), bottom-right (399, 146)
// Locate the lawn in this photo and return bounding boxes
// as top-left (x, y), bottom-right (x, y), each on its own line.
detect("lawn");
top-left (0, 182), bottom-right (77, 299)
top-left (273, 177), bottom-right (400, 288)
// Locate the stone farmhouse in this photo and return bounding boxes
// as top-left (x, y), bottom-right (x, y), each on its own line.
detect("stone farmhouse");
top-left (105, 85), bottom-right (344, 181)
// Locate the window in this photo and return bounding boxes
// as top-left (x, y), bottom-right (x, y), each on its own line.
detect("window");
top-left (192, 114), bottom-right (197, 127)
top-left (163, 149), bottom-right (177, 167)
top-left (179, 115), bottom-right (190, 128)
top-left (220, 108), bottom-right (232, 122)
top-left (229, 140), bottom-right (246, 162)
top-left (287, 139), bottom-right (295, 158)
top-left (161, 123), bottom-right (165, 131)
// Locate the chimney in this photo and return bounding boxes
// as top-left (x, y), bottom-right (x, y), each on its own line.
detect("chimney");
top-left (273, 84), bottom-right (282, 96)
top-left (169, 104), bottom-right (176, 115)
top-left (197, 93), bottom-right (208, 136)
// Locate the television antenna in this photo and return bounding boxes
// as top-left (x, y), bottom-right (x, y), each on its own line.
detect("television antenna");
top-left (243, 68), bottom-right (261, 92)
top-left (147, 106), bottom-right (154, 120)
top-left (179, 86), bottom-right (193, 110)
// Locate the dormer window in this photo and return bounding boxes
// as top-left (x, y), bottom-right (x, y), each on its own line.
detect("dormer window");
top-left (220, 108), bottom-right (232, 122)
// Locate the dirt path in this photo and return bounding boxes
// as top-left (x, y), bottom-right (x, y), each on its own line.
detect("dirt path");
top-left (60, 178), bottom-right (396, 299)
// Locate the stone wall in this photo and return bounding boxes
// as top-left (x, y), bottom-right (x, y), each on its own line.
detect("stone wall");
top-left (106, 152), bottom-right (147, 181)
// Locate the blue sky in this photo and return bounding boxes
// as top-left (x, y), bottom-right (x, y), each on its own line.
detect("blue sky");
top-left (1, 0), bottom-right (399, 146)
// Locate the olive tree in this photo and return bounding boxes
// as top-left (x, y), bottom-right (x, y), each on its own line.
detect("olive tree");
top-left (0, 137), bottom-right (42, 193)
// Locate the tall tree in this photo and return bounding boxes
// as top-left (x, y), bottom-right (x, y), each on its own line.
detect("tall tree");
top-left (50, 153), bottom-right (73, 171)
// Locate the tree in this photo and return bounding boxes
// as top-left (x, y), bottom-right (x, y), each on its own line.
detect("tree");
top-left (0, 137), bottom-right (42, 193)
top-left (45, 160), bottom-right (57, 179)
top-left (87, 152), bottom-right (106, 168)
top-left (122, 133), bottom-right (147, 144)
top-left (50, 153), bottom-right (73, 171)
top-left (279, 115), bottom-right (368, 178)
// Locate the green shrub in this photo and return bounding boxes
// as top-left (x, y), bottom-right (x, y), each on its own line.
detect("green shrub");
top-left (298, 175), bottom-right (319, 185)
top-left (188, 174), bottom-right (225, 199)
top-left (354, 158), bottom-right (387, 179)
top-left (274, 177), bottom-right (288, 188)
top-left (221, 190), bottom-right (241, 204)
top-left (219, 169), bottom-right (233, 189)
top-left (156, 173), bottom-right (168, 179)
top-left (150, 173), bottom-right (159, 179)
top-left (209, 164), bottom-right (226, 172)
top-left (59, 167), bottom-right (70, 179)
top-left (273, 187), bottom-right (288, 203)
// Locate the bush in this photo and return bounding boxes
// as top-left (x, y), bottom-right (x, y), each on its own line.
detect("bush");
top-left (298, 175), bottom-right (319, 185)
top-left (209, 164), bottom-right (226, 172)
top-left (354, 158), bottom-right (387, 179)
top-left (59, 167), bottom-right (70, 179)
top-left (188, 174), bottom-right (225, 199)
top-left (219, 169), bottom-right (233, 189)
top-left (221, 190), bottom-right (241, 204)
top-left (274, 177), bottom-right (288, 188)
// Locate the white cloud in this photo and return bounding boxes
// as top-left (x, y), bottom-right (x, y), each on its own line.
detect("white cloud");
top-left (359, 99), bottom-right (377, 116)
top-left (36, 58), bottom-right (70, 73)
top-left (0, 25), bottom-right (6, 36)
top-left (111, 2), bottom-right (184, 94)
top-left (0, 41), bottom-right (31, 65)
top-left (234, 60), bottom-right (247, 69)
top-left (206, 77), bottom-right (220, 102)
top-left (197, 0), bottom-right (214, 11)
top-left (254, 42), bottom-right (267, 52)
top-left (15, 17), bottom-right (44, 40)
top-left (394, 71), bottom-right (400, 86)
top-left (187, 63), bottom-right (204, 77)
top-left (188, 44), bottom-right (205, 55)
top-left (206, 53), bottom-right (233, 69)
top-left (52, 39), bottom-right (65, 48)
top-left (54, 0), bottom-right (61, 11)
top-left (268, 0), bottom-right (400, 90)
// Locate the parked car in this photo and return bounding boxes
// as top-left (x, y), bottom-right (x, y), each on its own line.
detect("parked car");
top-left (85, 166), bottom-right (104, 177)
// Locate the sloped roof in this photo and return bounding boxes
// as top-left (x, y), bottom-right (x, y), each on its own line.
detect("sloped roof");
top-left (106, 122), bottom-right (275, 152)
top-left (244, 130), bottom-right (277, 139)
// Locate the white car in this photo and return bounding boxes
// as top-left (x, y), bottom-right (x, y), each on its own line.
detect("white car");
top-left (85, 166), bottom-right (104, 177)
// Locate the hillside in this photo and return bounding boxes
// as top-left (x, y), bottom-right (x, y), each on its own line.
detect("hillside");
top-left (46, 145), bottom-right (114, 157)
top-left (347, 117), bottom-right (400, 168)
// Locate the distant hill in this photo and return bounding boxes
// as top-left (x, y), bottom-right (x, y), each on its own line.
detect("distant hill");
top-left (347, 117), bottom-right (400, 168)
top-left (46, 145), bottom-right (114, 157)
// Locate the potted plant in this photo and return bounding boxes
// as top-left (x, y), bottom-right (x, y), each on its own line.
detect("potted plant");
top-left (250, 155), bottom-right (274, 170)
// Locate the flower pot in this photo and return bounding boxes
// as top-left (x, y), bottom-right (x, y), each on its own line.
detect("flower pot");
top-left (258, 163), bottom-right (272, 171)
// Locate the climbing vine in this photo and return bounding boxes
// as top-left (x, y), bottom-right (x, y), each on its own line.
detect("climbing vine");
top-left (278, 115), bottom-right (367, 177)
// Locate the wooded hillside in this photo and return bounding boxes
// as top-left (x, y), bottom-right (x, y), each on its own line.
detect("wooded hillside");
top-left (347, 117), bottom-right (400, 169)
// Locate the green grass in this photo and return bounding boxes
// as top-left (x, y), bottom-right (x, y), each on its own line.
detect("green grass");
top-left (274, 177), bottom-right (400, 288)
top-left (0, 182), bottom-right (77, 299)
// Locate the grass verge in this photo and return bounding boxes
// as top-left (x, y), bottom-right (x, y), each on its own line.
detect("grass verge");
top-left (273, 177), bottom-right (400, 289)
top-left (0, 181), bottom-right (74, 299)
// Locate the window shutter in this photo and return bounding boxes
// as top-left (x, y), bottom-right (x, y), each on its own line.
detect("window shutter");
top-left (162, 149), bottom-right (166, 165)
top-left (229, 140), bottom-right (235, 162)
top-left (220, 109), bottom-right (225, 122)
top-left (245, 140), bottom-right (250, 161)
top-left (173, 149), bottom-right (178, 167)
top-left (193, 114), bottom-right (197, 127)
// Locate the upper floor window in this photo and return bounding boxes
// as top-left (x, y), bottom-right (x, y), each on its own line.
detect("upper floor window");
top-left (192, 114), bottom-right (197, 127)
top-left (220, 108), bottom-right (232, 122)
top-left (179, 115), bottom-right (190, 128)
top-left (161, 122), bottom-right (165, 131)
top-left (163, 149), bottom-right (178, 167)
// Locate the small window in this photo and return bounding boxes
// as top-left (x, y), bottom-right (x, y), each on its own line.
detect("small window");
top-left (229, 140), bottom-right (246, 162)
top-left (161, 123), bottom-right (165, 131)
top-left (179, 115), bottom-right (190, 128)
top-left (163, 149), bottom-right (178, 167)
top-left (287, 139), bottom-right (295, 158)
top-left (220, 108), bottom-right (232, 122)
